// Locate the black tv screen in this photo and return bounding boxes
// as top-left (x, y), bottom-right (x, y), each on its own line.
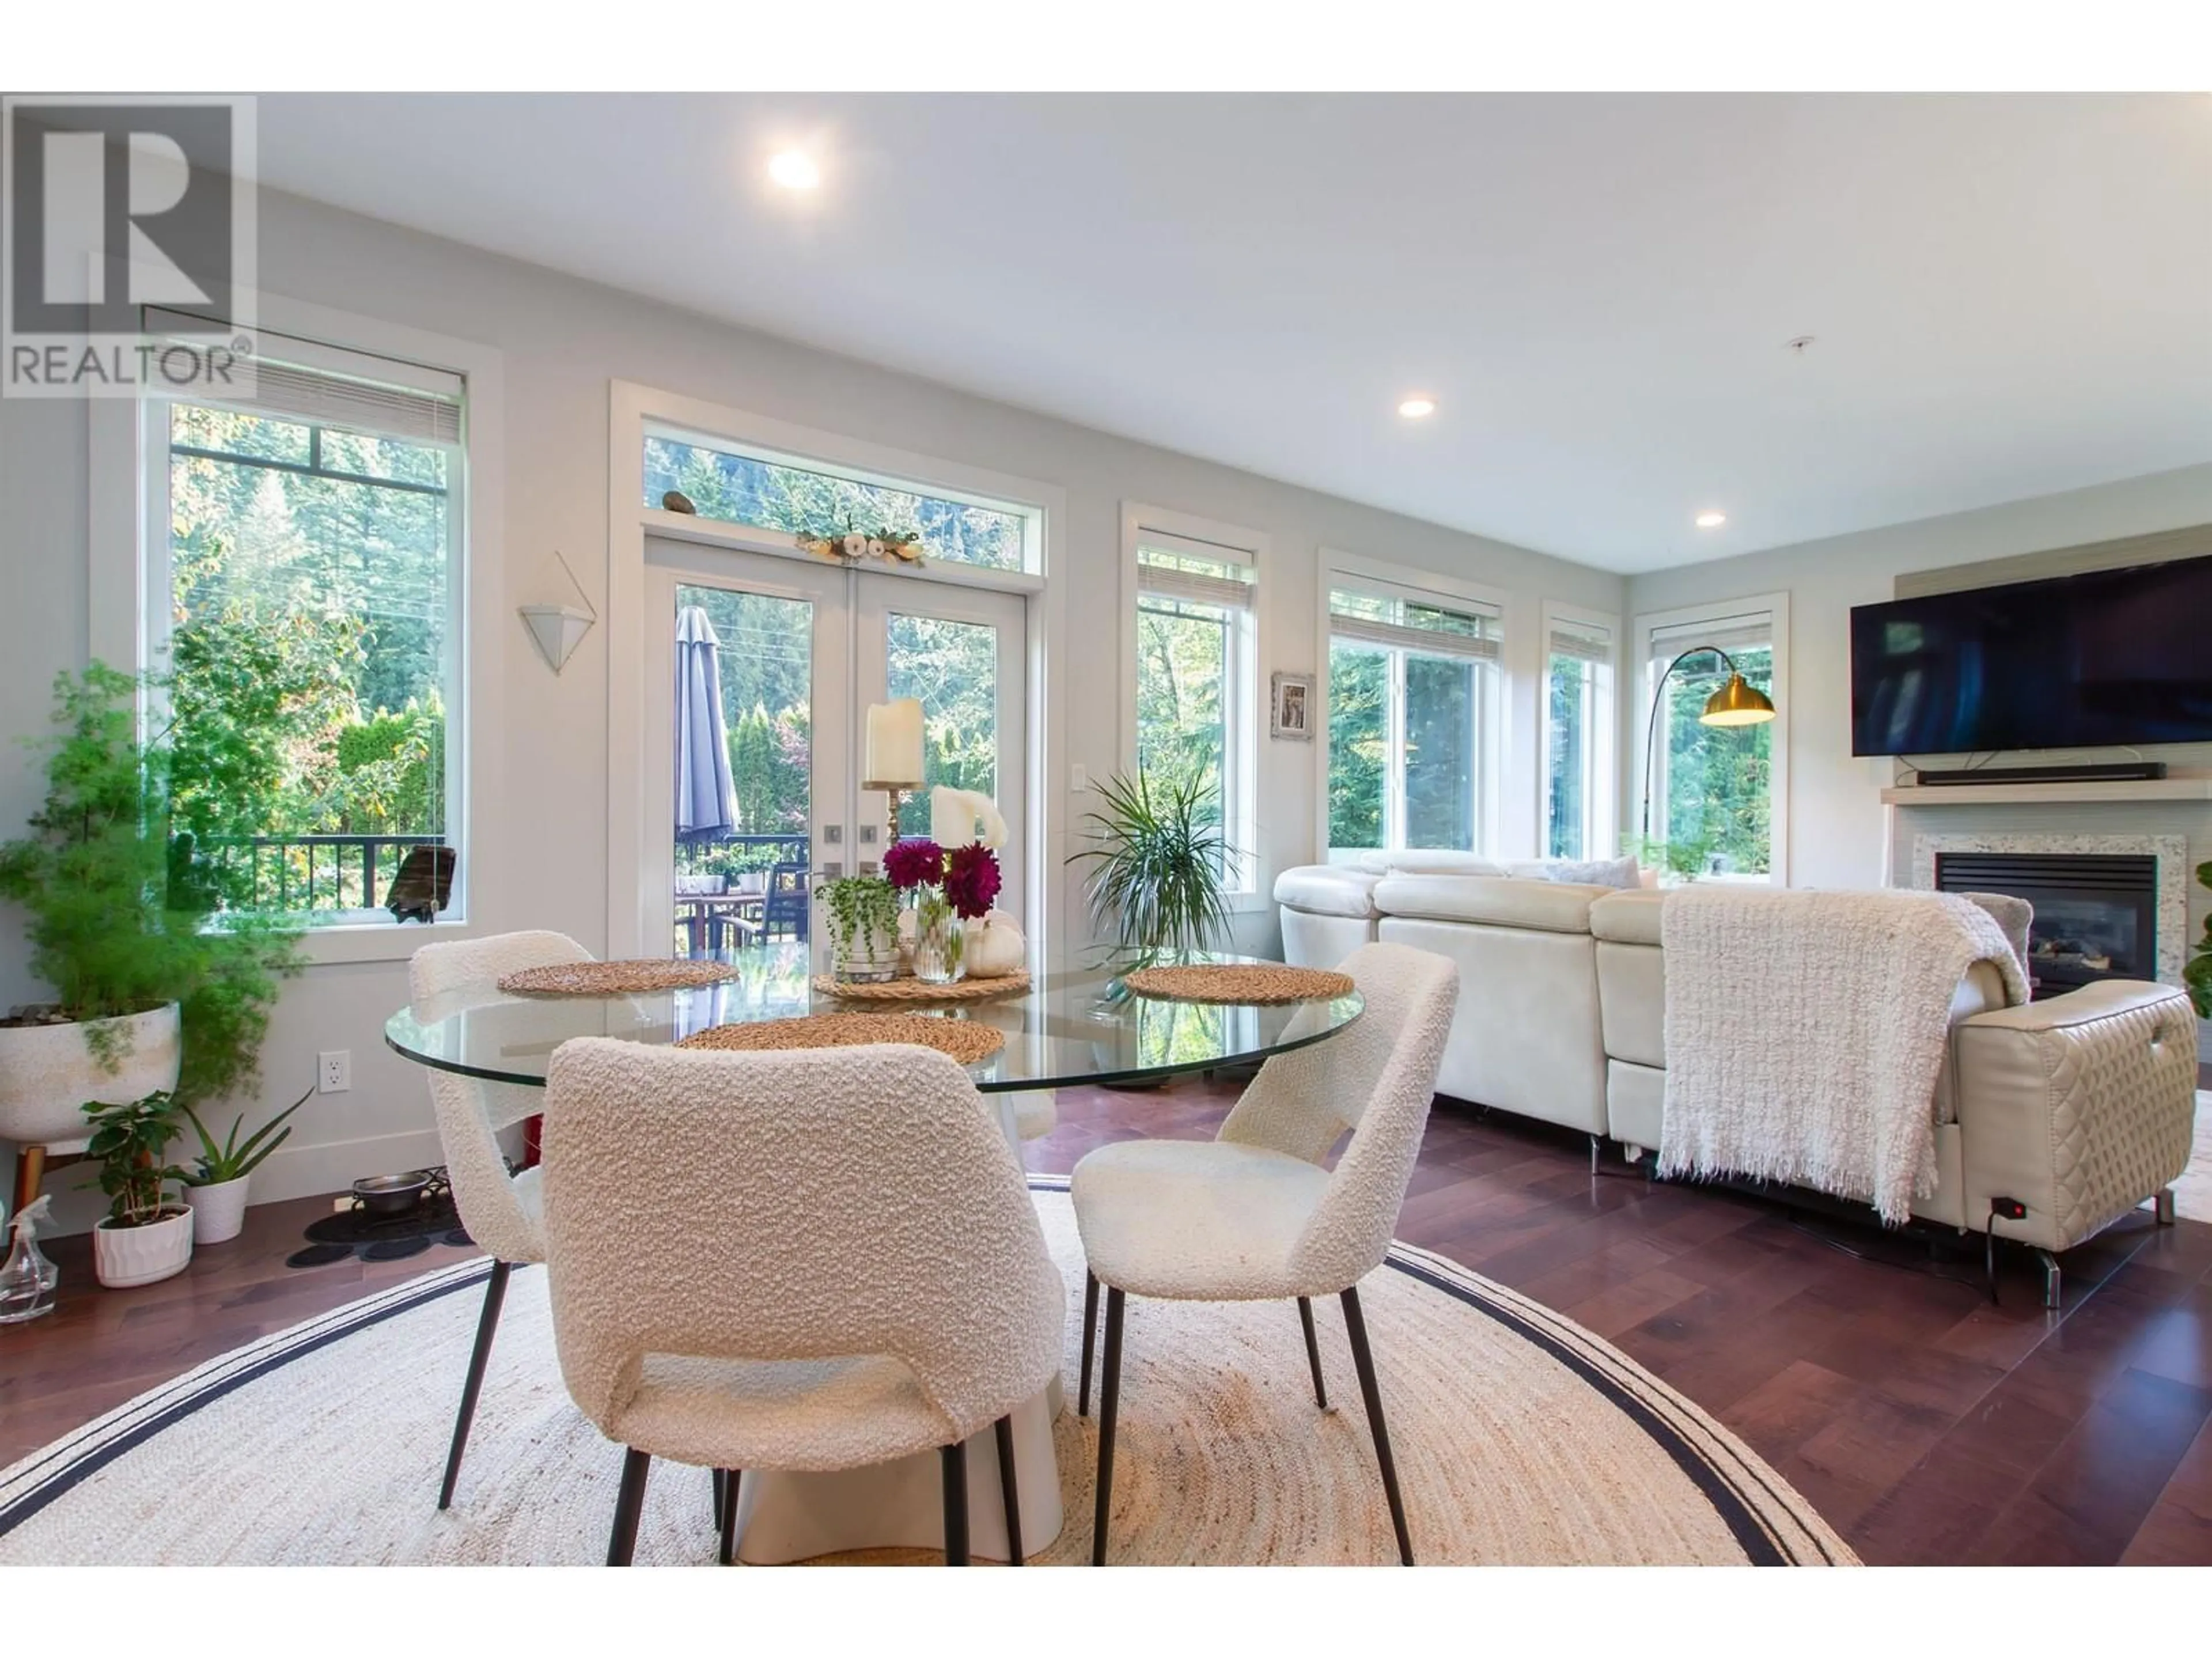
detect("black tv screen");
top-left (1850, 553), bottom-right (2212, 757)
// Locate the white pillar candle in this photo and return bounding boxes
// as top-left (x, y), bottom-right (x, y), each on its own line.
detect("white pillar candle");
top-left (863, 699), bottom-right (924, 785)
top-left (931, 785), bottom-right (974, 847)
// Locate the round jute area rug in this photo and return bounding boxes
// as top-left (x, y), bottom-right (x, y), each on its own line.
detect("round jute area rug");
top-left (0, 1181), bottom-right (1850, 1566)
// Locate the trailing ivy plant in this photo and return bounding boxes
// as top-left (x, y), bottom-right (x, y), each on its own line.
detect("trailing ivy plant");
top-left (0, 664), bottom-right (304, 1106)
top-left (815, 874), bottom-right (900, 957)
top-left (1070, 768), bottom-right (1236, 955)
top-left (2187, 859), bottom-right (2211, 1020)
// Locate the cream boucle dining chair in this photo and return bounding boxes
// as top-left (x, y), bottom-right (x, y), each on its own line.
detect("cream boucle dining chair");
top-left (540, 1037), bottom-right (1066, 1566)
top-left (1070, 942), bottom-right (1457, 1565)
top-left (408, 929), bottom-right (593, 1509)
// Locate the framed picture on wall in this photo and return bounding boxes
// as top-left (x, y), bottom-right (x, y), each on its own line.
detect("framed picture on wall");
top-left (1271, 671), bottom-right (1315, 740)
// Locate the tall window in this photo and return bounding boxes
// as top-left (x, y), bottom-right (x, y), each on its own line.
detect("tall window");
top-left (1643, 611), bottom-right (1778, 879)
top-left (149, 329), bottom-right (465, 923)
top-left (1544, 612), bottom-right (1616, 859)
top-left (1327, 576), bottom-right (1500, 858)
top-left (645, 430), bottom-right (1033, 573)
top-left (1134, 532), bottom-right (1256, 883)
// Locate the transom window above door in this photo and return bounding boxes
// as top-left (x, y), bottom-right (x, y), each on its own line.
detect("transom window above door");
top-left (643, 428), bottom-right (1039, 573)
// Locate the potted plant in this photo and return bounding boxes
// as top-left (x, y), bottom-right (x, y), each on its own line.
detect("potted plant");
top-left (180, 1082), bottom-right (314, 1245)
top-left (0, 666), bottom-right (303, 1218)
top-left (82, 1091), bottom-right (195, 1287)
top-left (1070, 768), bottom-right (1236, 954)
top-left (816, 874), bottom-right (901, 983)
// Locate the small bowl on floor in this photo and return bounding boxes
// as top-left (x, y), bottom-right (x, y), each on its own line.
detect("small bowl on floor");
top-left (352, 1172), bottom-right (431, 1217)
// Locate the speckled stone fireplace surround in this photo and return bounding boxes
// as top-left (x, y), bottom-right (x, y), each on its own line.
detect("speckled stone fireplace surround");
top-left (1890, 793), bottom-right (2211, 1058)
top-left (1907, 832), bottom-right (2188, 987)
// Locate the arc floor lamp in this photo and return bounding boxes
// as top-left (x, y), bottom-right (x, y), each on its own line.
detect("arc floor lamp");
top-left (1639, 646), bottom-right (1777, 844)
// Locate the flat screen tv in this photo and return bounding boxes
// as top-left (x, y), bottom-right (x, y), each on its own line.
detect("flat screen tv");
top-left (1849, 553), bottom-right (2212, 757)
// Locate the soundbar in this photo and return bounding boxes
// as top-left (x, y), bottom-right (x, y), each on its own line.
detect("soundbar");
top-left (1909, 761), bottom-right (2168, 787)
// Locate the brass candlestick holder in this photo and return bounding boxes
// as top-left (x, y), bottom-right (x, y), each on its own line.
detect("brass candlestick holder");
top-left (862, 780), bottom-right (919, 853)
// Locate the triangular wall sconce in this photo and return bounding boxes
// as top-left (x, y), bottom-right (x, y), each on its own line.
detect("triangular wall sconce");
top-left (518, 551), bottom-right (597, 674)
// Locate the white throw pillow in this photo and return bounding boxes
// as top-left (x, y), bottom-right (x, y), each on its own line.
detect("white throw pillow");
top-left (1500, 856), bottom-right (1641, 890)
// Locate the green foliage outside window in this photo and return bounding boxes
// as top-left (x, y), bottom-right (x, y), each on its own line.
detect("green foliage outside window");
top-left (1327, 643), bottom-right (1387, 851)
top-left (1652, 645), bottom-right (1774, 877)
top-left (646, 436), bottom-right (1025, 571)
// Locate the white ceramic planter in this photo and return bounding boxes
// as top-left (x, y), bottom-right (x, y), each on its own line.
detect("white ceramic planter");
top-left (92, 1207), bottom-right (195, 1288)
top-left (0, 1004), bottom-right (183, 1148)
top-left (183, 1175), bottom-right (251, 1245)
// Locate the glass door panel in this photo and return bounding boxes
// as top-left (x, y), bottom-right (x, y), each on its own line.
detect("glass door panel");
top-left (858, 573), bottom-right (1027, 925)
top-left (645, 543), bottom-right (850, 961)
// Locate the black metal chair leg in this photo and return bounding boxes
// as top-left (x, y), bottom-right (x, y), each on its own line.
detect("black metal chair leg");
top-left (1339, 1284), bottom-right (1413, 1565)
top-left (1091, 1285), bottom-right (1126, 1566)
top-left (993, 1415), bottom-right (1024, 1564)
top-left (438, 1258), bottom-right (510, 1509)
top-left (1079, 1268), bottom-right (1100, 1416)
top-left (940, 1442), bottom-right (971, 1565)
top-left (717, 1469), bottom-right (742, 1565)
top-left (710, 1467), bottom-right (726, 1534)
top-left (1297, 1296), bottom-right (1329, 1409)
top-left (607, 1447), bottom-right (652, 1566)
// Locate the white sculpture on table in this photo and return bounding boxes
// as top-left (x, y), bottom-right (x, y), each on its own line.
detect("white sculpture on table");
top-left (926, 786), bottom-right (1024, 976)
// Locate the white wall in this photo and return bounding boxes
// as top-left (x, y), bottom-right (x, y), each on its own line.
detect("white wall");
top-left (0, 183), bottom-right (1624, 1230)
top-left (1623, 465), bottom-right (2212, 891)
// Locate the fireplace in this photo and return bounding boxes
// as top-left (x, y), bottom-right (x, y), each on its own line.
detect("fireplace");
top-left (1932, 851), bottom-right (2158, 997)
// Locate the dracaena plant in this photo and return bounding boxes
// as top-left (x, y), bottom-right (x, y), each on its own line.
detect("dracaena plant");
top-left (2187, 859), bottom-right (2211, 1020)
top-left (1070, 768), bottom-right (1237, 955)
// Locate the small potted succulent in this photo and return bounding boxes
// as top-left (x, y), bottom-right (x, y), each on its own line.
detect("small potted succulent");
top-left (180, 1082), bottom-right (315, 1245)
top-left (816, 874), bottom-right (901, 983)
top-left (82, 1091), bottom-right (195, 1288)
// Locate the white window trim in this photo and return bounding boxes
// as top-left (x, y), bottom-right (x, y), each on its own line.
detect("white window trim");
top-left (1314, 550), bottom-right (1512, 862)
top-left (1630, 591), bottom-right (1791, 886)
top-left (1118, 503), bottom-right (1268, 907)
top-left (609, 380), bottom-right (1068, 969)
top-left (1538, 600), bottom-right (1622, 861)
top-left (89, 289), bottom-right (505, 967)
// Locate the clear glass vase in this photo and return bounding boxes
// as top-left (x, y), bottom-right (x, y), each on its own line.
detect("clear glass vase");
top-left (0, 1199), bottom-right (60, 1324)
top-left (911, 894), bottom-right (965, 984)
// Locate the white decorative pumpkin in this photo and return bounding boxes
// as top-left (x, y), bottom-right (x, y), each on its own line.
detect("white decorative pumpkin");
top-left (964, 909), bottom-right (1026, 978)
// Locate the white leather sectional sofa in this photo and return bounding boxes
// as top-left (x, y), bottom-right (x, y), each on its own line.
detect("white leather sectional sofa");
top-left (1275, 855), bottom-right (2198, 1266)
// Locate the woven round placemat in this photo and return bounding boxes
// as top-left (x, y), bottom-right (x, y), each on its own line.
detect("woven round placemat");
top-left (1123, 964), bottom-right (1357, 1004)
top-left (497, 959), bottom-right (740, 997)
top-left (809, 971), bottom-right (1031, 1003)
top-left (675, 1012), bottom-right (1004, 1066)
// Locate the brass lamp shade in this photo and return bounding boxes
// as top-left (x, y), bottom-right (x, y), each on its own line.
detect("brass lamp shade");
top-left (1699, 673), bottom-right (1775, 727)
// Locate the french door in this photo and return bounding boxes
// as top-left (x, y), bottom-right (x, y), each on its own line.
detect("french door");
top-left (643, 539), bottom-right (1028, 962)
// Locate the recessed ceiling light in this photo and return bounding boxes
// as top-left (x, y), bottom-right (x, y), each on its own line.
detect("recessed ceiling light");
top-left (1397, 396), bottom-right (1437, 419)
top-left (1694, 510), bottom-right (1728, 529)
top-left (768, 150), bottom-right (820, 190)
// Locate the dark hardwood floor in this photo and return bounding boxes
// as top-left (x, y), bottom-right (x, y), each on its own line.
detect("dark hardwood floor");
top-left (3, 1078), bottom-right (2206, 1565)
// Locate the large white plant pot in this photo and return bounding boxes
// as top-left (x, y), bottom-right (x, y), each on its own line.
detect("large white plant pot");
top-left (0, 1004), bottom-right (183, 1149)
top-left (92, 1207), bottom-right (195, 1288)
top-left (183, 1175), bottom-right (251, 1245)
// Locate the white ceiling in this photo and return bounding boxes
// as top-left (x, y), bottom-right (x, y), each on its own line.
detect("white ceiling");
top-left (250, 93), bottom-right (2212, 574)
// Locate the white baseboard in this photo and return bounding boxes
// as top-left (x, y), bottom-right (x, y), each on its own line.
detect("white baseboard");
top-left (245, 1127), bottom-right (449, 1208)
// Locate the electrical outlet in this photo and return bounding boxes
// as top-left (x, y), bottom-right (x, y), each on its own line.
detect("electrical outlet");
top-left (1071, 762), bottom-right (1090, 792)
top-left (318, 1050), bottom-right (352, 1094)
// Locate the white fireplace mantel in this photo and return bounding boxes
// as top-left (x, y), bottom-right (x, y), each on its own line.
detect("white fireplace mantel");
top-left (1881, 774), bottom-right (2212, 807)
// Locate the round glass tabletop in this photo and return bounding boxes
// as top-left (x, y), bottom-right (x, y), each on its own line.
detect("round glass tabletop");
top-left (384, 944), bottom-right (1363, 1093)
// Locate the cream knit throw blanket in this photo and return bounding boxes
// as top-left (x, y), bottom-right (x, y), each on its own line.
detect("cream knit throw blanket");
top-left (1657, 885), bottom-right (2028, 1223)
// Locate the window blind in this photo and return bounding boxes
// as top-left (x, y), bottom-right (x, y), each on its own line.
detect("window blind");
top-left (1138, 532), bottom-right (1255, 611)
top-left (1328, 582), bottom-right (1501, 662)
top-left (1548, 617), bottom-right (1613, 665)
top-left (143, 308), bottom-right (464, 445)
top-left (1649, 613), bottom-right (1771, 659)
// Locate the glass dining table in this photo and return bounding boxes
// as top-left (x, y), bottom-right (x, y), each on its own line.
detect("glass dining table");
top-left (383, 942), bottom-right (1365, 1094)
top-left (381, 942), bottom-right (1363, 1562)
